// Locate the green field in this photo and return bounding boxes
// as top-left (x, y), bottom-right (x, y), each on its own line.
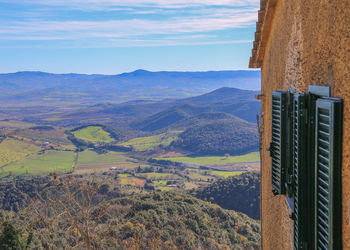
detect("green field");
top-left (211, 171), bottom-right (245, 178)
top-left (0, 138), bottom-right (41, 167)
top-left (156, 152), bottom-right (260, 165)
top-left (72, 126), bottom-right (114, 143)
top-left (120, 131), bottom-right (182, 151)
top-left (118, 173), bottom-right (132, 178)
top-left (76, 150), bottom-right (136, 166)
top-left (0, 150), bottom-right (76, 177)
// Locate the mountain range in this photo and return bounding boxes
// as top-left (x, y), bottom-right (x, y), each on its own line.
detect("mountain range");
top-left (0, 70), bottom-right (260, 106)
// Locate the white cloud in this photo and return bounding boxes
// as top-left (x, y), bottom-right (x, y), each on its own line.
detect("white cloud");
top-left (0, 0), bottom-right (259, 48)
top-left (0, 10), bottom-right (257, 36)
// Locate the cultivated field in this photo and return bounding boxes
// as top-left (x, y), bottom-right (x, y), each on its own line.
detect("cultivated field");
top-left (74, 150), bottom-right (141, 174)
top-left (0, 120), bottom-right (36, 129)
top-left (210, 170), bottom-right (245, 178)
top-left (120, 131), bottom-right (182, 151)
top-left (14, 129), bottom-right (74, 146)
top-left (0, 150), bottom-right (76, 177)
top-left (72, 126), bottom-right (114, 143)
top-left (0, 138), bottom-right (41, 167)
top-left (155, 152), bottom-right (260, 165)
top-left (0, 127), bottom-right (259, 193)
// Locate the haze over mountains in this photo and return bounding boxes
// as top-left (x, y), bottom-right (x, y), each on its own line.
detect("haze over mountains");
top-left (0, 70), bottom-right (260, 106)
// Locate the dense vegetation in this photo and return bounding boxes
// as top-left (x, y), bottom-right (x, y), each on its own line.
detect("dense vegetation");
top-left (0, 181), bottom-right (260, 249)
top-left (0, 176), bottom-right (52, 212)
top-left (191, 172), bottom-right (260, 219)
top-left (172, 119), bottom-right (258, 155)
top-left (132, 104), bottom-right (208, 132)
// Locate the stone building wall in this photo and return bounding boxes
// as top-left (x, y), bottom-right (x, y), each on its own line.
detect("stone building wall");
top-left (259, 0), bottom-right (350, 249)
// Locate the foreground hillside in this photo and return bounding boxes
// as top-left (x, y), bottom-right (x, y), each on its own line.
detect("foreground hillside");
top-left (191, 172), bottom-right (260, 219)
top-left (0, 177), bottom-right (261, 249)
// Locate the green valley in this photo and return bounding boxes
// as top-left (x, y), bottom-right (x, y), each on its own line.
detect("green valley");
top-left (0, 86), bottom-right (261, 249)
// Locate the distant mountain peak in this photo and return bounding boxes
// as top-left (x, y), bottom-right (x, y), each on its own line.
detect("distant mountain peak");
top-left (127, 69), bottom-right (151, 75)
top-left (132, 69), bottom-right (150, 73)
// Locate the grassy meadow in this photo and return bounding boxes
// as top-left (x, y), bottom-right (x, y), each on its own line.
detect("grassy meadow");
top-left (72, 126), bottom-right (114, 143)
top-left (120, 131), bottom-right (182, 151)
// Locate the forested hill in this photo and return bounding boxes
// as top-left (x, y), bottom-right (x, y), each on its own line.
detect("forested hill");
top-left (172, 118), bottom-right (259, 155)
top-left (0, 177), bottom-right (261, 249)
top-left (191, 172), bottom-right (260, 219)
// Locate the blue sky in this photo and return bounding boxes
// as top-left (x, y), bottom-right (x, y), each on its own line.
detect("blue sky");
top-left (0, 0), bottom-right (259, 74)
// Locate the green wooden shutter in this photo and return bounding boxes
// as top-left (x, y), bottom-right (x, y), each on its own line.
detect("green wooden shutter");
top-left (292, 93), bottom-right (308, 249)
top-left (314, 98), bottom-right (343, 250)
top-left (307, 86), bottom-right (331, 249)
top-left (271, 91), bottom-right (288, 195)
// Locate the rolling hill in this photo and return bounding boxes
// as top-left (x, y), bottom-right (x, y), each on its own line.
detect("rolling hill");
top-left (129, 87), bottom-right (260, 132)
top-left (131, 104), bottom-right (209, 132)
top-left (178, 87), bottom-right (258, 105)
top-left (172, 117), bottom-right (258, 155)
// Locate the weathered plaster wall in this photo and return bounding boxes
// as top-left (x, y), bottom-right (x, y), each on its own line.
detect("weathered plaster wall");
top-left (260, 0), bottom-right (350, 249)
